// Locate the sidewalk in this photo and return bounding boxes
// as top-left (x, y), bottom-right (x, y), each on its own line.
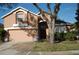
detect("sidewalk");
top-left (28, 50), bottom-right (79, 55)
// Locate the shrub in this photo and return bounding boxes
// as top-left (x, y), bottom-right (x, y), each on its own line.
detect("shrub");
top-left (0, 29), bottom-right (7, 42)
top-left (64, 31), bottom-right (76, 41)
top-left (55, 32), bottom-right (65, 42)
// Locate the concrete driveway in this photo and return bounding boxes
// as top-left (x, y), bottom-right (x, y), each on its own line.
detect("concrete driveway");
top-left (0, 41), bottom-right (34, 55)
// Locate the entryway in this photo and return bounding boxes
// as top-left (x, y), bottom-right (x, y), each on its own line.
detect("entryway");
top-left (38, 19), bottom-right (48, 41)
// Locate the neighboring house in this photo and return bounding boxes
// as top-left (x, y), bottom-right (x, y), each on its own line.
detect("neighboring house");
top-left (55, 20), bottom-right (72, 33)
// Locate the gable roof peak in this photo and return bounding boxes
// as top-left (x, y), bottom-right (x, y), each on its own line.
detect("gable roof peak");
top-left (14, 6), bottom-right (29, 11)
top-left (1, 6), bottom-right (39, 18)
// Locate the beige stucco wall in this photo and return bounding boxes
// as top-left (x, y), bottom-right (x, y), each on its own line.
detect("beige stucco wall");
top-left (8, 29), bottom-right (37, 43)
top-left (4, 12), bottom-right (16, 28)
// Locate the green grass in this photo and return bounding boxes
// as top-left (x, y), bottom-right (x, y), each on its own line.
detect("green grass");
top-left (0, 39), bottom-right (2, 45)
top-left (32, 41), bottom-right (79, 51)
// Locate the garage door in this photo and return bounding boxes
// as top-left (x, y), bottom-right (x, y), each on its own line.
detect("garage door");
top-left (9, 29), bottom-right (34, 43)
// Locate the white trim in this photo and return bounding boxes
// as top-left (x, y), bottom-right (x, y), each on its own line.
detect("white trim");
top-left (13, 24), bottom-right (28, 27)
top-left (36, 12), bottom-right (40, 15)
top-left (1, 6), bottom-right (39, 18)
top-left (39, 20), bottom-right (43, 22)
top-left (13, 24), bottom-right (20, 27)
top-left (4, 27), bottom-right (15, 31)
top-left (4, 26), bottom-right (36, 31)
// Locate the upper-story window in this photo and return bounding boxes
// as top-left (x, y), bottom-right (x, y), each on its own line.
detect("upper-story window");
top-left (16, 11), bottom-right (25, 22)
top-left (16, 11), bottom-right (28, 27)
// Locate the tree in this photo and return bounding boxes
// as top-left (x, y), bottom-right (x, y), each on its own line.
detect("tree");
top-left (33, 3), bottom-right (61, 43)
top-left (75, 3), bottom-right (79, 31)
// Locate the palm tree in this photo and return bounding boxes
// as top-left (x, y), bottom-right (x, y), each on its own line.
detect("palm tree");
top-left (33, 3), bottom-right (61, 43)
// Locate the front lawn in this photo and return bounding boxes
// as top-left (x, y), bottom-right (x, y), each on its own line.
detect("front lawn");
top-left (32, 41), bottom-right (79, 51)
top-left (0, 39), bottom-right (2, 45)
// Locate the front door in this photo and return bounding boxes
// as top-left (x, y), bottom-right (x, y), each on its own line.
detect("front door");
top-left (38, 20), bottom-right (48, 41)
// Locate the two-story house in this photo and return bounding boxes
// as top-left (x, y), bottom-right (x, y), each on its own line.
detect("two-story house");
top-left (2, 7), bottom-right (41, 42)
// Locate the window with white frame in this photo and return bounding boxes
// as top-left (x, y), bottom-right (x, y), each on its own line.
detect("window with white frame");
top-left (15, 11), bottom-right (28, 27)
top-left (16, 12), bottom-right (25, 22)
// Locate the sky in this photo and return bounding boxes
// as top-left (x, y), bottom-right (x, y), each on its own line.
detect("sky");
top-left (0, 3), bottom-right (77, 24)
